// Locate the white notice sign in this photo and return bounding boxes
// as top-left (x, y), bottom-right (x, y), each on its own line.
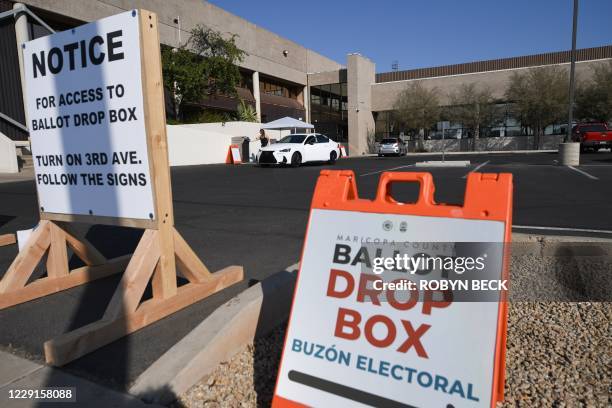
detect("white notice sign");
top-left (23, 10), bottom-right (155, 220)
top-left (231, 146), bottom-right (242, 163)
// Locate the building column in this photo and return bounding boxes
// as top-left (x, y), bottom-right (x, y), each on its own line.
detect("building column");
top-left (347, 53), bottom-right (376, 155)
top-left (303, 85), bottom-right (310, 123)
top-left (14, 3), bottom-right (30, 127)
top-left (252, 71), bottom-right (261, 122)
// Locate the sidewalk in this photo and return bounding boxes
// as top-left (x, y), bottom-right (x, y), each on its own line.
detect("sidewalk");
top-left (0, 350), bottom-right (158, 407)
top-left (0, 169), bottom-right (34, 184)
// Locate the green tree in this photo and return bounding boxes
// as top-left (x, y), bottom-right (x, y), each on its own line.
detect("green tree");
top-left (236, 99), bottom-right (258, 122)
top-left (505, 67), bottom-right (568, 149)
top-left (394, 82), bottom-right (440, 150)
top-left (575, 61), bottom-right (612, 123)
top-left (162, 25), bottom-right (246, 121)
top-left (448, 83), bottom-right (497, 150)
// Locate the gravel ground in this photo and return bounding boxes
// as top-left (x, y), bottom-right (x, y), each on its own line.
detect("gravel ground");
top-left (177, 301), bottom-right (610, 408)
top-left (175, 325), bottom-right (285, 408)
top-left (178, 244), bottom-right (611, 407)
top-left (502, 302), bottom-right (610, 407)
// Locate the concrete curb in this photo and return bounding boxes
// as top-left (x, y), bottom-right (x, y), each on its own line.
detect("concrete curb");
top-left (129, 263), bottom-right (299, 405)
top-left (415, 160), bottom-right (470, 167)
top-left (343, 149), bottom-right (557, 159)
top-left (513, 232), bottom-right (612, 243)
top-left (512, 232), bottom-right (612, 258)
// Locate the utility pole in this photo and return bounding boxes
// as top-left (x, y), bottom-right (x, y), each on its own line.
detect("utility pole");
top-left (566, 0), bottom-right (579, 143)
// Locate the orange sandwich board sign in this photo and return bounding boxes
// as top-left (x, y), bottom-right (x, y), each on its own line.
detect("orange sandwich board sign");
top-left (273, 170), bottom-right (512, 408)
top-left (226, 144), bottom-right (242, 164)
top-left (339, 145), bottom-right (347, 158)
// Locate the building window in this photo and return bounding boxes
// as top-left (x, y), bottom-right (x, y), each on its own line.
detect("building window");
top-left (259, 77), bottom-right (299, 99)
top-left (311, 87), bottom-right (321, 105)
top-left (310, 81), bottom-right (348, 143)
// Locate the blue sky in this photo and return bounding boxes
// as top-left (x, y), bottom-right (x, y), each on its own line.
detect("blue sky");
top-left (208, 0), bottom-right (612, 72)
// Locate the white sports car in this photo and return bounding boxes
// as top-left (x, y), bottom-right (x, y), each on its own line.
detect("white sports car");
top-left (257, 133), bottom-right (341, 167)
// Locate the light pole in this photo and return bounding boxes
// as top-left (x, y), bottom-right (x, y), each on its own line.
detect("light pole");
top-left (560, 0), bottom-right (580, 166)
top-left (441, 122), bottom-right (446, 162)
top-left (566, 0), bottom-right (579, 143)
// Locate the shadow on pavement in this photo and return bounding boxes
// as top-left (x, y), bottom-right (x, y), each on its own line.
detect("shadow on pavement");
top-left (252, 270), bottom-right (296, 407)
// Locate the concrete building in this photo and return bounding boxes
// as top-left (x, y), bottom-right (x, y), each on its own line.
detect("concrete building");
top-left (1, 0), bottom-right (611, 164)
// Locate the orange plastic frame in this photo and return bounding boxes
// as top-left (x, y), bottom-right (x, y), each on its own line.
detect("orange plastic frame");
top-left (339, 144), bottom-right (348, 158)
top-left (225, 144), bottom-right (242, 164)
top-left (272, 170), bottom-right (513, 408)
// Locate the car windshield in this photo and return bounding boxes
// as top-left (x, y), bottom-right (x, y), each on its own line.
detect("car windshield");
top-left (278, 135), bottom-right (307, 143)
top-left (579, 125), bottom-right (606, 132)
top-left (381, 138), bottom-right (398, 144)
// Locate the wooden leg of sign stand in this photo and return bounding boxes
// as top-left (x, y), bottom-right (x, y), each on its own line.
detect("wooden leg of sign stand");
top-left (0, 221), bottom-right (128, 310)
top-left (43, 226), bottom-right (243, 366)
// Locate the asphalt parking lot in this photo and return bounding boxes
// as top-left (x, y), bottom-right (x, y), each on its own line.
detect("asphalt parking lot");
top-left (1, 150), bottom-right (611, 391)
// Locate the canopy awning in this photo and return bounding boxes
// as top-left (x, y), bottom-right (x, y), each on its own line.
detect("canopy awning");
top-left (261, 116), bottom-right (314, 130)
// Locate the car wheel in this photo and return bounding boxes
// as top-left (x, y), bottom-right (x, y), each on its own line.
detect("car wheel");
top-left (291, 152), bottom-right (302, 167)
top-left (328, 151), bottom-right (337, 164)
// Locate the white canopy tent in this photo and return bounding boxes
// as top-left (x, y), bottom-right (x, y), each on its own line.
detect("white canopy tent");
top-left (261, 116), bottom-right (314, 131)
top-left (261, 117), bottom-right (315, 142)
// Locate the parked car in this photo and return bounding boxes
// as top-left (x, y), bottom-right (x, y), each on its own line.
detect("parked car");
top-left (377, 138), bottom-right (407, 157)
top-left (257, 133), bottom-right (340, 167)
top-left (572, 123), bottom-right (612, 152)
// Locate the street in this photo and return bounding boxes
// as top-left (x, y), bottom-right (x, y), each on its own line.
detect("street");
top-left (1, 151), bottom-right (611, 389)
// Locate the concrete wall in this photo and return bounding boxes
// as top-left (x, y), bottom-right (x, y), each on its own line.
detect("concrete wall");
top-left (416, 134), bottom-right (565, 153)
top-left (19, 0), bottom-right (342, 85)
top-left (371, 59), bottom-right (612, 112)
top-left (184, 121), bottom-right (262, 140)
top-left (347, 54), bottom-right (376, 155)
top-left (167, 121), bottom-right (291, 165)
top-left (0, 132), bottom-right (18, 173)
top-left (306, 49), bottom-right (344, 75)
top-left (167, 124), bottom-right (233, 166)
top-left (308, 69), bottom-right (346, 86)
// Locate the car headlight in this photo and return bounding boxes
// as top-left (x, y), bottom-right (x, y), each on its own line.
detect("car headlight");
top-left (279, 148), bottom-right (291, 152)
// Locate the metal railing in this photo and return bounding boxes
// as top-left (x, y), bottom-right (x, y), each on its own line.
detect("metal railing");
top-left (0, 4), bottom-right (55, 133)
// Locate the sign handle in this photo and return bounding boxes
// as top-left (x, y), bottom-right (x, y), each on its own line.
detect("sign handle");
top-left (375, 172), bottom-right (435, 206)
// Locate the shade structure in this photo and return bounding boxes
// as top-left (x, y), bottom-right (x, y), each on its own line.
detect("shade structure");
top-left (260, 116), bottom-right (314, 130)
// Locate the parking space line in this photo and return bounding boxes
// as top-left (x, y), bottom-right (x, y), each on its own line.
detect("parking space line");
top-left (580, 164), bottom-right (612, 167)
top-left (359, 165), bottom-right (414, 177)
top-left (462, 160), bottom-right (489, 178)
top-left (513, 225), bottom-right (612, 235)
top-left (566, 165), bottom-right (599, 180)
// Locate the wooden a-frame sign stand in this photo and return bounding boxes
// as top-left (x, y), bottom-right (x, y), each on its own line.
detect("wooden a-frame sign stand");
top-left (0, 10), bottom-right (243, 366)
